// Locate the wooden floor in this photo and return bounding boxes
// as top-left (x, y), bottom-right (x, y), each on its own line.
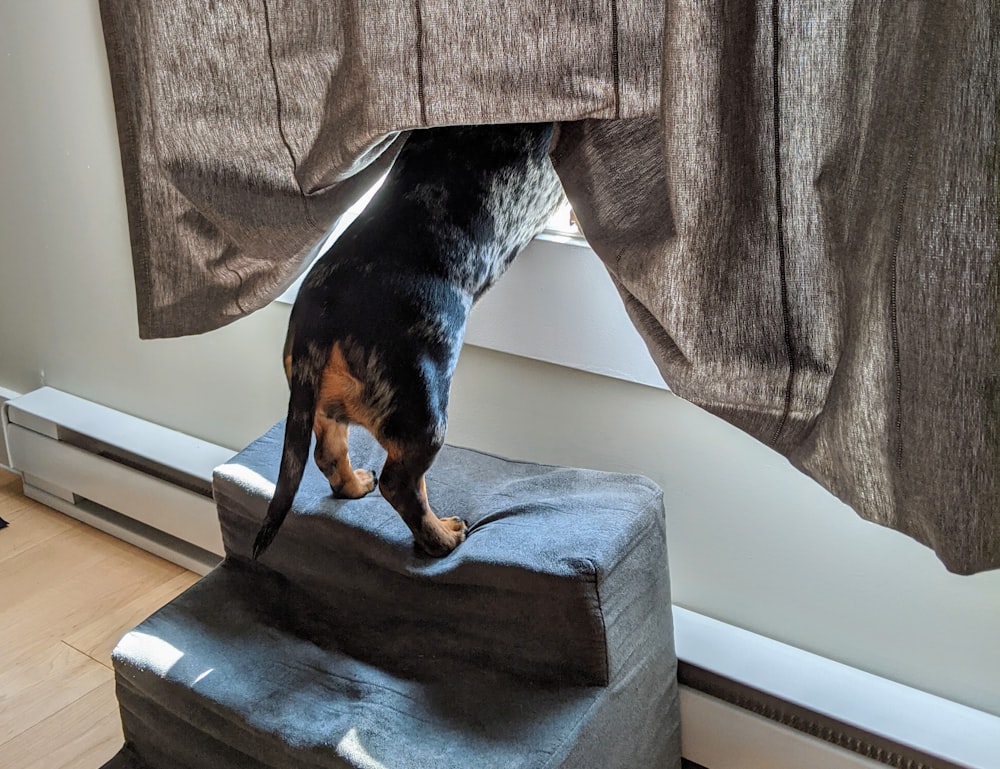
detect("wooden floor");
top-left (0, 468), bottom-right (200, 769)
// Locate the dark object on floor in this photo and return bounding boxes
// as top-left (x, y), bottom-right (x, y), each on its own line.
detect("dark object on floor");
top-left (0, 516), bottom-right (8, 528)
top-left (100, 421), bottom-right (681, 768)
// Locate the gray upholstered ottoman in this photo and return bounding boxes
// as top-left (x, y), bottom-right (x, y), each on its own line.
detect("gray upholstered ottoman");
top-left (101, 422), bottom-right (681, 769)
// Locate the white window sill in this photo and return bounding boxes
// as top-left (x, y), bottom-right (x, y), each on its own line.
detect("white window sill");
top-left (464, 234), bottom-right (666, 389)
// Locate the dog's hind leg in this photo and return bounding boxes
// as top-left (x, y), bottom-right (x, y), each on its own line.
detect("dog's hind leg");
top-left (379, 447), bottom-right (466, 557)
top-left (313, 414), bottom-right (377, 498)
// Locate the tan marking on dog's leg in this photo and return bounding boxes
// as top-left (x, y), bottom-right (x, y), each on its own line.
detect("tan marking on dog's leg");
top-left (318, 343), bottom-right (386, 430)
top-left (379, 453), bottom-right (465, 557)
top-left (310, 342), bottom-right (378, 497)
top-left (313, 416), bottom-right (376, 499)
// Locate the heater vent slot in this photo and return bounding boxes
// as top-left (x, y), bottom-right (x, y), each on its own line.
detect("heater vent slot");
top-left (680, 664), bottom-right (964, 769)
top-left (53, 425), bottom-right (215, 498)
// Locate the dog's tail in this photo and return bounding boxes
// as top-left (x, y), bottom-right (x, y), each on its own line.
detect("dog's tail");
top-left (251, 342), bottom-right (319, 560)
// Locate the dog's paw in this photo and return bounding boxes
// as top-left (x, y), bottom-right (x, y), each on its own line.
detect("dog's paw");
top-left (331, 469), bottom-right (377, 499)
top-left (439, 516), bottom-right (467, 535)
top-left (354, 469), bottom-right (377, 495)
top-left (415, 516), bottom-right (467, 557)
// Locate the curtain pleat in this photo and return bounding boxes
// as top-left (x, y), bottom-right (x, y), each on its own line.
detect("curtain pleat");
top-left (100, 0), bottom-right (999, 573)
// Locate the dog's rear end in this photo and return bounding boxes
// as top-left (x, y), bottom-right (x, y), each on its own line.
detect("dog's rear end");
top-left (253, 123), bottom-right (564, 559)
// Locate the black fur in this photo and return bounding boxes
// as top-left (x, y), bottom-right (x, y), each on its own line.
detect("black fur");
top-left (252, 123), bottom-right (564, 559)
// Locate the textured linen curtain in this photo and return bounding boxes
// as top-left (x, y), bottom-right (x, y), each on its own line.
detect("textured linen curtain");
top-left (99, 1), bottom-right (999, 575)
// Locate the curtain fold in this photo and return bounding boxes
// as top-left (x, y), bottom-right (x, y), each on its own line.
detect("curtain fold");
top-left (100, 0), bottom-right (664, 336)
top-left (100, 0), bottom-right (999, 574)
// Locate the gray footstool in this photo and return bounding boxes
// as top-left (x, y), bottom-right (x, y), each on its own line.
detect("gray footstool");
top-left (101, 423), bottom-right (681, 769)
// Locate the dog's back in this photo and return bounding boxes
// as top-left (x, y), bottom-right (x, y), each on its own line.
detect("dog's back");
top-left (253, 123), bottom-right (564, 558)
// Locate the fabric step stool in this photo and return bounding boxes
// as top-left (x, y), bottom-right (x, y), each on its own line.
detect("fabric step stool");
top-left (100, 422), bottom-right (681, 769)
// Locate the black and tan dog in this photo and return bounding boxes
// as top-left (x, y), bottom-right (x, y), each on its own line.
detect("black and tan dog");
top-left (252, 123), bottom-right (564, 560)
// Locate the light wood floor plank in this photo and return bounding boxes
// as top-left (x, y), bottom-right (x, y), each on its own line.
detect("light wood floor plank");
top-left (0, 499), bottom-right (73, 564)
top-left (0, 641), bottom-right (113, 745)
top-left (65, 570), bottom-right (200, 667)
top-left (0, 471), bottom-right (56, 552)
top-left (0, 679), bottom-right (124, 769)
top-left (0, 525), bottom-right (110, 613)
top-left (1, 546), bottom-right (180, 666)
top-left (1, 497), bottom-right (188, 666)
top-left (1, 468), bottom-right (20, 490)
top-left (0, 473), bottom-right (200, 765)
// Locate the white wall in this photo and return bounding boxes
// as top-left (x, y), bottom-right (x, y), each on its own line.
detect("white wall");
top-left (1, 1), bottom-right (998, 716)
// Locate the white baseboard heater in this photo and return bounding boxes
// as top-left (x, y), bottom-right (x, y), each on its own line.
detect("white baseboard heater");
top-left (2, 386), bottom-right (230, 574)
top-left (673, 607), bottom-right (998, 769)
top-left (2, 387), bottom-right (996, 769)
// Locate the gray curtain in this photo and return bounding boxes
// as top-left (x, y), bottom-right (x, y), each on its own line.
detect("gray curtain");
top-left (100, 1), bottom-right (999, 575)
